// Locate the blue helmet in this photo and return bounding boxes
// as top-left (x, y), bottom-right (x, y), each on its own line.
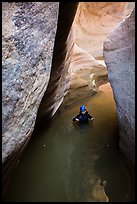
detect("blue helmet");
top-left (80, 105), bottom-right (86, 112)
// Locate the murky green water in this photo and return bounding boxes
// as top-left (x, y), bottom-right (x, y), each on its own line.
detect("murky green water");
top-left (4, 85), bottom-right (132, 202)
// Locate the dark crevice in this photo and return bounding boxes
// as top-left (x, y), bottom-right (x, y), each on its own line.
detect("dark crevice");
top-left (34, 2), bottom-right (78, 129)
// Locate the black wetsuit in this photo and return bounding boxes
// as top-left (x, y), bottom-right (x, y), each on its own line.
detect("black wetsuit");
top-left (73, 111), bottom-right (93, 124)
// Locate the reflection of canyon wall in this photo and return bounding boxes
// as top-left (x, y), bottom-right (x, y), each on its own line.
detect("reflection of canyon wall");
top-left (64, 2), bottom-right (134, 106)
top-left (103, 9), bottom-right (135, 168)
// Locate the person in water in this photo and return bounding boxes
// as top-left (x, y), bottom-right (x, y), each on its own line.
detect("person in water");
top-left (73, 105), bottom-right (94, 124)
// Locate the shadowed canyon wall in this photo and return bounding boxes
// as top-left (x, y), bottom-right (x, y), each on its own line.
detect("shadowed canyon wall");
top-left (35, 3), bottom-right (78, 124)
top-left (103, 9), bottom-right (135, 168)
top-left (2, 2), bottom-right (78, 195)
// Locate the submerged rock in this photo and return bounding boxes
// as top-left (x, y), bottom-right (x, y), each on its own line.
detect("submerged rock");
top-left (87, 178), bottom-right (109, 202)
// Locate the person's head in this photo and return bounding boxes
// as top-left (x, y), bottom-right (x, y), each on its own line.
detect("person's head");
top-left (80, 105), bottom-right (86, 114)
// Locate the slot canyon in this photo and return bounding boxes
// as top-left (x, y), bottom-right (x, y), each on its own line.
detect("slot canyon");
top-left (2, 2), bottom-right (135, 202)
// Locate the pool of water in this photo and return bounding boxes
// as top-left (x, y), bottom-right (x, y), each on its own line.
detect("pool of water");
top-left (4, 84), bottom-right (132, 202)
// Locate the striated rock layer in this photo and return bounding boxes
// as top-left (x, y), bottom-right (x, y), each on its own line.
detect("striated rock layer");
top-left (73, 2), bottom-right (134, 59)
top-left (103, 9), bottom-right (135, 168)
top-left (2, 2), bottom-right (78, 196)
top-left (63, 2), bottom-right (134, 106)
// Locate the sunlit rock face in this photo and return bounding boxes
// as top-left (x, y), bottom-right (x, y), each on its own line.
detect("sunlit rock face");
top-left (73, 2), bottom-right (134, 59)
top-left (64, 2), bottom-right (134, 105)
top-left (62, 43), bottom-right (108, 107)
top-left (2, 1), bottom-right (59, 193)
top-left (103, 9), bottom-right (135, 167)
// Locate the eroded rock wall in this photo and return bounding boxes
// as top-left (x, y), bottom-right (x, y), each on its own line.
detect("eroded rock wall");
top-left (2, 2), bottom-right (78, 196)
top-left (103, 9), bottom-right (135, 167)
top-left (2, 1), bottom-right (59, 161)
top-left (73, 2), bottom-right (134, 59)
top-left (35, 3), bottom-right (78, 124)
top-left (63, 2), bottom-right (134, 106)
top-left (2, 2), bottom-right (135, 198)
top-left (2, 1), bottom-right (59, 195)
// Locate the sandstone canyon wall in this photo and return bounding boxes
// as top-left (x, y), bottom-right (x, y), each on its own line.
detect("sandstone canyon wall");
top-left (2, 2), bottom-right (59, 194)
top-left (2, 1), bottom-right (59, 162)
top-left (63, 2), bottom-right (134, 106)
top-left (103, 9), bottom-right (135, 168)
top-left (35, 3), bottom-right (78, 125)
top-left (2, 2), bottom-right (78, 195)
top-left (2, 1), bottom-right (135, 198)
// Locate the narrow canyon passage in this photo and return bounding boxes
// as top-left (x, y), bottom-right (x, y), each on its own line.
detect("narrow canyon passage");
top-left (2, 2), bottom-right (134, 202)
top-left (4, 84), bottom-right (132, 202)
